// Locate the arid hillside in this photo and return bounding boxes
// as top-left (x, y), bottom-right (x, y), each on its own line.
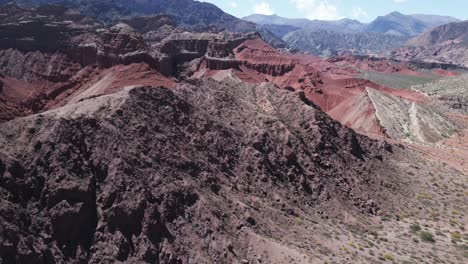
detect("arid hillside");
top-left (0, 1), bottom-right (467, 264)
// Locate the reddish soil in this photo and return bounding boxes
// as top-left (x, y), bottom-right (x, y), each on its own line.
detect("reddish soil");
top-left (432, 68), bottom-right (461, 77)
top-left (1, 3), bottom-right (467, 264)
top-left (0, 63), bottom-right (175, 122)
top-left (195, 38), bottom-right (429, 138)
top-left (44, 63), bottom-right (176, 110)
top-left (327, 55), bottom-right (425, 76)
top-left (0, 74), bottom-right (45, 122)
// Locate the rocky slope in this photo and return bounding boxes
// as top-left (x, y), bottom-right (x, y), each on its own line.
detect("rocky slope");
top-left (406, 20), bottom-right (468, 46)
top-left (283, 29), bottom-right (408, 57)
top-left (0, 0), bottom-right (285, 48)
top-left (2, 3), bottom-right (460, 145)
top-left (411, 74), bottom-right (468, 114)
top-left (393, 20), bottom-right (468, 67)
top-left (364, 12), bottom-right (429, 37)
top-left (366, 87), bottom-right (461, 142)
top-left (0, 2), bottom-right (467, 264)
top-left (410, 14), bottom-right (461, 28)
top-left (0, 3), bottom-right (258, 121)
top-left (194, 37), bottom-right (465, 143)
top-left (0, 78), bottom-right (404, 263)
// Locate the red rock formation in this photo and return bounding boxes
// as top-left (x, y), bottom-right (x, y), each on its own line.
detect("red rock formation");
top-left (44, 63), bottom-right (176, 110)
top-left (97, 23), bottom-right (157, 68)
top-left (0, 73), bottom-right (43, 122)
top-left (193, 37), bottom-right (429, 138)
top-left (327, 55), bottom-right (423, 76)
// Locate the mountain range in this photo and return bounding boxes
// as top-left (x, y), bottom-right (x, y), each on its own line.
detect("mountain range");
top-left (393, 20), bottom-right (468, 67)
top-left (244, 12), bottom-right (460, 37)
top-left (0, 0), bottom-right (467, 263)
top-left (244, 12), bottom-right (460, 56)
top-left (0, 0), bottom-right (288, 47)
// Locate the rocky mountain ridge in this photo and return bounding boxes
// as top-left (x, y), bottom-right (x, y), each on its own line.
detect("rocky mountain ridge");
top-left (0, 1), bottom-right (467, 263)
top-left (283, 29), bottom-right (408, 57)
top-left (392, 20), bottom-right (468, 68)
top-left (244, 12), bottom-right (460, 37)
top-left (0, 0), bottom-right (286, 48)
top-left (245, 12), bottom-right (461, 56)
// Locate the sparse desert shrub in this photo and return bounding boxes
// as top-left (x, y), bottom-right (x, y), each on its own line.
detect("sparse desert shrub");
top-left (383, 253), bottom-right (394, 261)
top-left (416, 193), bottom-right (432, 200)
top-left (410, 224), bottom-right (422, 233)
top-left (451, 232), bottom-right (462, 240)
top-left (449, 219), bottom-right (458, 226)
top-left (419, 231), bottom-right (435, 242)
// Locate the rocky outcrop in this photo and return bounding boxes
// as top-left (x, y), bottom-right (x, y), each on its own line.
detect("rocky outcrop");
top-left (233, 39), bottom-right (298, 77)
top-left (0, 3), bottom-right (100, 62)
top-left (366, 87), bottom-right (461, 143)
top-left (97, 23), bottom-right (157, 69)
top-left (0, 78), bottom-right (402, 263)
top-left (122, 14), bottom-right (181, 44)
top-left (0, 49), bottom-right (82, 82)
top-left (157, 32), bottom-right (258, 75)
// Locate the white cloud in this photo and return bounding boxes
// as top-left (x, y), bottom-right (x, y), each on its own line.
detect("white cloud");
top-left (393, 0), bottom-right (409, 3)
top-left (254, 2), bottom-right (274, 15)
top-left (290, 0), bottom-right (340, 20)
top-left (229, 1), bottom-right (238, 8)
top-left (351, 7), bottom-right (368, 19)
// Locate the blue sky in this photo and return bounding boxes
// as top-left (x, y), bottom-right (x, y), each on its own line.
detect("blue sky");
top-left (200, 0), bottom-right (468, 21)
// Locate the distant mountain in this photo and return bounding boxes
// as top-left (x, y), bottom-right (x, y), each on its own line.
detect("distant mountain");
top-left (243, 14), bottom-right (365, 35)
top-left (406, 20), bottom-right (468, 46)
top-left (409, 14), bottom-right (460, 28)
top-left (260, 24), bottom-right (301, 38)
top-left (0, 0), bottom-right (286, 47)
top-left (245, 12), bottom-right (460, 56)
top-left (244, 12), bottom-right (460, 38)
top-left (365, 12), bottom-right (427, 37)
top-left (364, 11), bottom-right (453, 37)
top-left (283, 29), bottom-right (407, 57)
top-left (392, 20), bottom-right (468, 68)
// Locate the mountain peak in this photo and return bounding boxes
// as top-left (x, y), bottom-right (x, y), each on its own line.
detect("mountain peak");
top-left (386, 11), bottom-right (405, 17)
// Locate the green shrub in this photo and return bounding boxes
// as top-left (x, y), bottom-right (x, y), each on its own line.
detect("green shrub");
top-left (451, 232), bottom-right (462, 240)
top-left (410, 224), bottom-right (421, 233)
top-left (419, 231), bottom-right (435, 242)
top-left (383, 253), bottom-right (394, 261)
